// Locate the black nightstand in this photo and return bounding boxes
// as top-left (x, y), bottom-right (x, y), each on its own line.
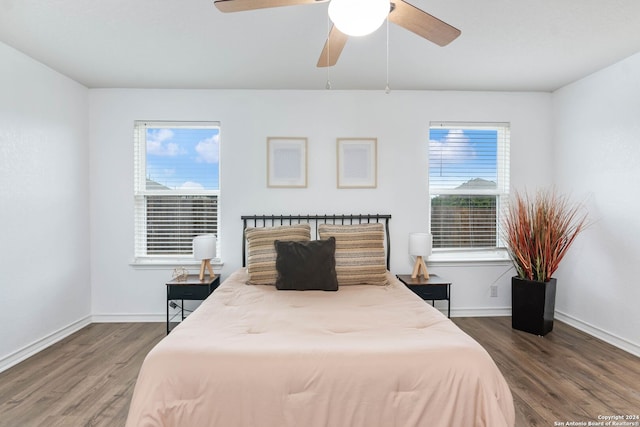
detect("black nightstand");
top-left (397, 274), bottom-right (452, 318)
top-left (166, 274), bottom-right (220, 334)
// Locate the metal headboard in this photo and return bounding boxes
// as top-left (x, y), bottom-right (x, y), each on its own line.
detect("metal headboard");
top-left (241, 214), bottom-right (392, 269)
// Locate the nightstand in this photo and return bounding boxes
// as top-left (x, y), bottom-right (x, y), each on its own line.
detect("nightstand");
top-left (396, 274), bottom-right (451, 318)
top-left (166, 274), bottom-right (220, 334)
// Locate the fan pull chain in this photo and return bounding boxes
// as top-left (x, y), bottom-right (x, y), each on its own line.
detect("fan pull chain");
top-left (326, 10), bottom-right (332, 90)
top-left (385, 16), bottom-right (390, 94)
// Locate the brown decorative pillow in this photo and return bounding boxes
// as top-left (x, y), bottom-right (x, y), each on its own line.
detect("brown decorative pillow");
top-left (245, 224), bottom-right (311, 285)
top-left (274, 238), bottom-right (338, 291)
top-left (317, 223), bottom-right (388, 286)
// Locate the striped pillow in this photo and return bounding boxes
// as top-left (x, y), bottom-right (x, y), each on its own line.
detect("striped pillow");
top-left (245, 224), bottom-right (311, 285)
top-left (317, 223), bottom-right (388, 286)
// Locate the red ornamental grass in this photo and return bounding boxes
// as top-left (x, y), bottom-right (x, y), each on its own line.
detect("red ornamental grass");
top-left (502, 190), bottom-right (588, 283)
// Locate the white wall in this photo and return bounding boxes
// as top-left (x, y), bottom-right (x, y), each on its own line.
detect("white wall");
top-left (0, 42), bottom-right (90, 370)
top-left (552, 52), bottom-right (640, 354)
top-left (89, 89), bottom-right (552, 319)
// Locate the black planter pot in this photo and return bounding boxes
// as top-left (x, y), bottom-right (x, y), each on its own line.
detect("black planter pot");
top-left (511, 276), bottom-right (557, 336)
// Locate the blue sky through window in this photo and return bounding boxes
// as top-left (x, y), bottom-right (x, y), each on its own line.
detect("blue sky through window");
top-left (145, 127), bottom-right (220, 190)
top-left (429, 128), bottom-right (498, 190)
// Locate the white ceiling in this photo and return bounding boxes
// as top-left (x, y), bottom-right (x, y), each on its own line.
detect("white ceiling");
top-left (2, 0), bottom-right (640, 91)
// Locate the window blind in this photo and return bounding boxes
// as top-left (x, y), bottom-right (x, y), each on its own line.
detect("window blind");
top-left (429, 122), bottom-right (510, 250)
top-left (134, 121), bottom-right (220, 260)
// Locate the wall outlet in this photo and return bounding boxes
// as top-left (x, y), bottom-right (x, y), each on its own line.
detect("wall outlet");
top-left (490, 285), bottom-right (498, 298)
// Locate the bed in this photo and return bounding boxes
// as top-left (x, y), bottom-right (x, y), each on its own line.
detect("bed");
top-left (126, 214), bottom-right (514, 427)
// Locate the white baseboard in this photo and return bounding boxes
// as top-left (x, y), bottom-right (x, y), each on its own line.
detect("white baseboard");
top-left (555, 311), bottom-right (640, 357)
top-left (0, 315), bottom-right (92, 374)
top-left (449, 306), bottom-right (512, 317)
top-left (91, 313), bottom-right (165, 323)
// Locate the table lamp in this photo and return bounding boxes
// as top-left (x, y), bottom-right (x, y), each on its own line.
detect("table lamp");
top-left (409, 232), bottom-right (432, 280)
top-left (193, 234), bottom-right (216, 281)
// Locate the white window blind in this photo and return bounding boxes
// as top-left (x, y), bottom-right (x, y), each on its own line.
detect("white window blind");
top-left (429, 122), bottom-right (510, 250)
top-left (134, 121), bottom-right (220, 261)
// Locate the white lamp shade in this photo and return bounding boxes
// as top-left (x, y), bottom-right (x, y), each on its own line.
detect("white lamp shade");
top-left (328, 0), bottom-right (390, 37)
top-left (193, 234), bottom-right (217, 260)
top-left (409, 233), bottom-right (432, 257)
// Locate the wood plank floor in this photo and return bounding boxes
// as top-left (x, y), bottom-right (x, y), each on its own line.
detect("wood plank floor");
top-left (452, 317), bottom-right (640, 427)
top-left (0, 323), bottom-right (165, 427)
top-left (0, 319), bottom-right (637, 426)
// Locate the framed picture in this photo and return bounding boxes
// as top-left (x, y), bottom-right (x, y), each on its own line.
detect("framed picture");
top-left (267, 137), bottom-right (308, 188)
top-left (337, 138), bottom-right (377, 188)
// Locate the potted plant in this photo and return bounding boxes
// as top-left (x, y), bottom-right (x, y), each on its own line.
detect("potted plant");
top-left (502, 189), bottom-right (588, 335)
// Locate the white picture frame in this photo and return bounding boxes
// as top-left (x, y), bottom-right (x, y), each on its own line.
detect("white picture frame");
top-left (337, 138), bottom-right (377, 188)
top-left (267, 137), bottom-right (308, 188)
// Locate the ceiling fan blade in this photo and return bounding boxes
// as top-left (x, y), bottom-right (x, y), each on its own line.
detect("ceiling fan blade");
top-left (317, 25), bottom-right (348, 67)
top-left (214, 0), bottom-right (328, 13)
top-left (388, 0), bottom-right (461, 46)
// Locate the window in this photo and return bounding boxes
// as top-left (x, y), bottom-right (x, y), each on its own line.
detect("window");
top-left (429, 122), bottom-right (510, 253)
top-left (134, 121), bottom-right (220, 262)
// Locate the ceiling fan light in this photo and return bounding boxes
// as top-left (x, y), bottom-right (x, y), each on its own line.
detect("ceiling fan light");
top-left (328, 0), bottom-right (390, 37)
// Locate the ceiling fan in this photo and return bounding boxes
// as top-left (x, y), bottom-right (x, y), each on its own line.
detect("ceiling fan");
top-left (213, 0), bottom-right (461, 67)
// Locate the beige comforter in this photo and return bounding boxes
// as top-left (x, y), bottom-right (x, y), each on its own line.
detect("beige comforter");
top-left (126, 270), bottom-right (514, 427)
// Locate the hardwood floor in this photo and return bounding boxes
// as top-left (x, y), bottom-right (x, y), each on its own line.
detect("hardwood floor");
top-left (452, 317), bottom-right (640, 427)
top-left (0, 319), bottom-right (637, 426)
top-left (0, 323), bottom-right (165, 427)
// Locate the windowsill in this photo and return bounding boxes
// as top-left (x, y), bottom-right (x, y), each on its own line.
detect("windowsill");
top-left (427, 249), bottom-right (512, 267)
top-left (130, 258), bottom-right (224, 271)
